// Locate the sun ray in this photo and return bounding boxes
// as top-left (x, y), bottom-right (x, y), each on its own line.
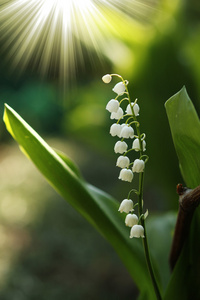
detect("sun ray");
top-left (0, 0), bottom-right (158, 84)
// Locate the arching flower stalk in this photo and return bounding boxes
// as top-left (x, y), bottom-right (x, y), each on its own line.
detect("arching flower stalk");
top-left (103, 73), bottom-right (148, 238)
top-left (102, 74), bottom-right (162, 300)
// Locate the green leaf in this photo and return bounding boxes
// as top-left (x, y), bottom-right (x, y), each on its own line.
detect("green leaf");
top-left (146, 212), bottom-right (176, 291)
top-left (164, 88), bottom-right (200, 300)
top-left (55, 149), bottom-right (82, 179)
top-left (165, 86), bottom-right (200, 188)
top-left (3, 104), bottom-right (157, 299)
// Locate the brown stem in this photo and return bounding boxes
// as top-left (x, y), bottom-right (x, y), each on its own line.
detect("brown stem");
top-left (169, 184), bottom-right (200, 270)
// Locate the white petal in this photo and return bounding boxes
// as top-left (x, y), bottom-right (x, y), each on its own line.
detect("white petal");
top-left (110, 107), bottom-right (124, 120)
top-left (106, 99), bottom-right (119, 113)
top-left (116, 156), bottom-right (130, 168)
top-left (114, 141), bottom-right (128, 154)
top-left (142, 140), bottom-right (146, 151)
top-left (112, 82), bottom-right (126, 95)
top-left (125, 102), bottom-right (134, 115)
top-left (132, 138), bottom-right (140, 151)
top-left (133, 103), bottom-right (140, 116)
top-left (125, 214), bottom-right (138, 227)
top-left (120, 126), bottom-right (134, 139)
top-left (118, 168), bottom-right (133, 182)
top-left (130, 225), bottom-right (145, 238)
top-left (118, 199), bottom-right (133, 213)
top-left (132, 159), bottom-right (145, 173)
top-left (110, 123), bottom-right (121, 137)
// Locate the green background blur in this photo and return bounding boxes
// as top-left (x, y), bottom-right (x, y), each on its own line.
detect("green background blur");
top-left (0, 0), bottom-right (200, 299)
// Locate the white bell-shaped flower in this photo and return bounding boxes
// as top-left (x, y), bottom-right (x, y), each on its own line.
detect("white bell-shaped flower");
top-left (133, 103), bottom-right (140, 116)
top-left (132, 159), bottom-right (145, 173)
top-left (110, 107), bottom-right (124, 120)
top-left (118, 168), bottom-right (133, 182)
top-left (118, 123), bottom-right (126, 136)
top-left (102, 74), bottom-right (112, 83)
top-left (142, 140), bottom-right (146, 151)
top-left (118, 199), bottom-right (133, 213)
top-left (132, 138), bottom-right (140, 151)
top-left (130, 225), bottom-right (145, 238)
top-left (116, 156), bottom-right (130, 168)
top-left (106, 99), bottom-right (119, 113)
top-left (125, 214), bottom-right (138, 227)
top-left (110, 123), bottom-right (121, 137)
top-left (125, 103), bottom-right (133, 115)
top-left (120, 125), bottom-right (134, 139)
top-left (114, 141), bottom-right (128, 154)
top-left (112, 82), bottom-right (126, 95)
top-left (125, 102), bottom-right (140, 116)
top-left (120, 123), bottom-right (127, 129)
top-left (132, 138), bottom-right (146, 152)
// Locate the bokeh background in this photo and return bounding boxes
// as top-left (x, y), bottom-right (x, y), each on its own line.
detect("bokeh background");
top-left (0, 0), bottom-right (200, 298)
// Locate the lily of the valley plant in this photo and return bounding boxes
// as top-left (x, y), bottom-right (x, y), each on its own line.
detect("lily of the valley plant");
top-left (3, 73), bottom-right (200, 300)
top-left (102, 73), bottom-right (162, 300)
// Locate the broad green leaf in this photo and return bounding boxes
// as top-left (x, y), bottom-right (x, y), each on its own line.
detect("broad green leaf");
top-left (165, 87), bottom-right (200, 188)
top-left (164, 88), bottom-right (200, 300)
top-left (55, 149), bottom-right (82, 178)
top-left (146, 212), bottom-right (176, 291)
top-left (3, 104), bottom-right (157, 299)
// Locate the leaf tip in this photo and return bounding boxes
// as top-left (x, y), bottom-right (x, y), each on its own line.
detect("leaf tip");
top-left (3, 103), bottom-right (10, 112)
top-left (179, 85), bottom-right (188, 97)
top-left (164, 86), bottom-right (188, 109)
top-left (3, 103), bottom-right (8, 124)
top-left (3, 103), bottom-right (7, 119)
top-left (3, 103), bottom-right (15, 138)
top-left (3, 103), bottom-right (12, 123)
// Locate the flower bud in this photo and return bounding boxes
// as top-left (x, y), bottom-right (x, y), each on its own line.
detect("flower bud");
top-left (114, 141), bottom-right (128, 154)
top-left (125, 214), bottom-right (138, 227)
top-left (144, 209), bottom-right (149, 220)
top-left (130, 225), bottom-right (145, 238)
top-left (102, 74), bottom-right (112, 83)
top-left (132, 159), bottom-right (145, 173)
top-left (106, 99), bottom-right (119, 113)
top-left (120, 125), bottom-right (134, 139)
top-left (112, 82), bottom-right (126, 95)
top-left (116, 156), bottom-right (130, 168)
top-left (118, 168), bottom-right (133, 182)
top-left (110, 107), bottom-right (124, 120)
top-left (118, 199), bottom-right (133, 213)
top-left (110, 123), bottom-right (121, 137)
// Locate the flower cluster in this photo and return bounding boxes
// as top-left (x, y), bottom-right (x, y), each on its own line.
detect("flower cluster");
top-left (102, 73), bottom-right (148, 238)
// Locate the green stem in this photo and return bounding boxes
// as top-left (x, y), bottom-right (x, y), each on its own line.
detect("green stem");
top-left (139, 172), bottom-right (162, 300)
top-left (121, 77), bottom-right (162, 299)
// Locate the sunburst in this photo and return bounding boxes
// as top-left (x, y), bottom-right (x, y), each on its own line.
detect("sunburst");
top-left (0, 0), bottom-right (157, 83)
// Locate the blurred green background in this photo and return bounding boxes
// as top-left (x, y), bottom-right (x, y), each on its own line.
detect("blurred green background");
top-left (0, 0), bottom-right (200, 298)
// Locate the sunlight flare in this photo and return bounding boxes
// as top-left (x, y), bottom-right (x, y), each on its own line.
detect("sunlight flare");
top-left (0, 0), bottom-right (157, 82)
